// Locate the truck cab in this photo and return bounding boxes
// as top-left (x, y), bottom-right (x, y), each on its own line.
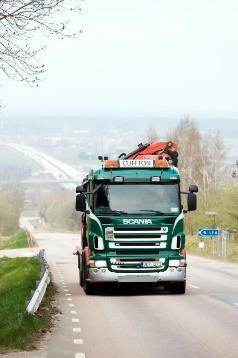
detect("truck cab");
top-left (76, 142), bottom-right (198, 294)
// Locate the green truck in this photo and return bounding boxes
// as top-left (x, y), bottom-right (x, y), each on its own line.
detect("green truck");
top-left (75, 141), bottom-right (198, 294)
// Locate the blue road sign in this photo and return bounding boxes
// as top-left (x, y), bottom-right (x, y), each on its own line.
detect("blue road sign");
top-left (197, 229), bottom-right (220, 237)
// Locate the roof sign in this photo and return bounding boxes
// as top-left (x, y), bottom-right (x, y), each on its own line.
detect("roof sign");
top-left (119, 160), bottom-right (154, 168)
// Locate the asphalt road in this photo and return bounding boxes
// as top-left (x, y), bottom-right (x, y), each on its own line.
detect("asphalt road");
top-left (2, 232), bottom-right (238, 358)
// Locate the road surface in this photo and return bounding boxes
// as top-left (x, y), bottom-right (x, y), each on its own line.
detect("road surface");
top-left (3, 231), bottom-right (238, 358)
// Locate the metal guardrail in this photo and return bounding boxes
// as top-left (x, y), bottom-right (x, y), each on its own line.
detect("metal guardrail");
top-left (26, 249), bottom-right (50, 314)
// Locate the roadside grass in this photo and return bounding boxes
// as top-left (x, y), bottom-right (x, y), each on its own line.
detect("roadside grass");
top-left (187, 235), bottom-right (238, 263)
top-left (0, 229), bottom-right (32, 250)
top-left (0, 257), bottom-right (57, 351)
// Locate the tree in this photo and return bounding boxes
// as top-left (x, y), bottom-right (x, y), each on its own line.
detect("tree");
top-left (0, 187), bottom-right (24, 235)
top-left (39, 190), bottom-right (80, 231)
top-left (232, 161), bottom-right (238, 178)
top-left (169, 117), bottom-right (225, 206)
top-left (0, 0), bottom-right (81, 84)
top-left (145, 126), bottom-right (159, 143)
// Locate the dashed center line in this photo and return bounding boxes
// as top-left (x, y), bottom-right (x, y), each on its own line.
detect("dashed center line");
top-left (72, 318), bottom-right (80, 323)
top-left (74, 339), bottom-right (84, 345)
top-left (189, 284), bottom-right (200, 289)
top-left (54, 267), bottom-right (85, 357)
top-left (75, 353), bottom-right (85, 358)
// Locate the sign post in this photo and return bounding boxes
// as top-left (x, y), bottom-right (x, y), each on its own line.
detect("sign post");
top-left (197, 229), bottom-right (229, 258)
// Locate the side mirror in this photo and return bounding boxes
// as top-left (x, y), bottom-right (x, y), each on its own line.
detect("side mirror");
top-left (76, 185), bottom-right (84, 193)
top-left (189, 184), bottom-right (198, 193)
top-left (187, 192), bottom-right (197, 211)
top-left (76, 193), bottom-right (86, 212)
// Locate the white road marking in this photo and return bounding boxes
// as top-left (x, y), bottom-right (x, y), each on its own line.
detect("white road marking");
top-left (72, 318), bottom-right (80, 323)
top-left (65, 293), bottom-right (71, 296)
top-left (63, 289), bottom-right (69, 292)
top-left (73, 328), bottom-right (82, 333)
top-left (74, 339), bottom-right (84, 345)
top-left (189, 284), bottom-right (200, 289)
top-left (70, 311), bottom-right (77, 314)
top-left (233, 302), bottom-right (238, 306)
top-left (67, 298), bottom-right (73, 301)
top-left (69, 304), bottom-right (75, 307)
top-left (75, 353), bottom-right (85, 358)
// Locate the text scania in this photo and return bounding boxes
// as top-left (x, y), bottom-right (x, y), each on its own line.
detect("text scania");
top-left (123, 219), bottom-right (153, 225)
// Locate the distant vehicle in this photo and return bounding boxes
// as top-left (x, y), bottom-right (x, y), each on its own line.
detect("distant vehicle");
top-left (75, 141), bottom-right (198, 294)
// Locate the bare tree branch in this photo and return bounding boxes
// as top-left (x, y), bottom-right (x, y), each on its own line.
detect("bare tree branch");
top-left (0, 0), bottom-right (81, 84)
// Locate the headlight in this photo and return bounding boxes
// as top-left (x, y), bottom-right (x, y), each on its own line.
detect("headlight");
top-left (89, 260), bottom-right (107, 268)
top-left (169, 259), bottom-right (185, 267)
top-left (105, 227), bottom-right (114, 240)
top-left (95, 260), bottom-right (107, 268)
top-left (169, 259), bottom-right (180, 266)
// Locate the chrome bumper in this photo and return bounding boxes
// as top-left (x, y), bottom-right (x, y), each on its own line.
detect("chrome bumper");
top-left (88, 267), bottom-right (186, 283)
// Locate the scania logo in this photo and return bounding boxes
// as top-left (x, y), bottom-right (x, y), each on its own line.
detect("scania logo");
top-left (123, 219), bottom-right (153, 225)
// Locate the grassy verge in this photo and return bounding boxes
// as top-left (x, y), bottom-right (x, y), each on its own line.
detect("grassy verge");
top-left (0, 257), bottom-right (57, 351)
top-left (0, 229), bottom-right (32, 250)
top-left (187, 235), bottom-right (238, 263)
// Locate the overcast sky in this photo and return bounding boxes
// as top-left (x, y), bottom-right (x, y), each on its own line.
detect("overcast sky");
top-left (1, 0), bottom-right (238, 118)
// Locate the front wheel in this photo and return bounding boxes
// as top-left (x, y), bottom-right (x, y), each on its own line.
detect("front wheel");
top-left (78, 254), bottom-right (84, 287)
top-left (169, 281), bottom-right (186, 294)
top-left (83, 279), bottom-right (95, 295)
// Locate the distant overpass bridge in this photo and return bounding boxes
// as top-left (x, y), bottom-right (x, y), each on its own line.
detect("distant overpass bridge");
top-left (7, 144), bottom-right (86, 190)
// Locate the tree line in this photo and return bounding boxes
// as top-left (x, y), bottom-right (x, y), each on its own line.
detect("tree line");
top-left (147, 118), bottom-right (237, 238)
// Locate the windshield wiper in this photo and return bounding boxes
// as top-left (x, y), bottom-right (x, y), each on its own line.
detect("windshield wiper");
top-left (95, 209), bottom-right (128, 216)
top-left (139, 210), bottom-right (167, 216)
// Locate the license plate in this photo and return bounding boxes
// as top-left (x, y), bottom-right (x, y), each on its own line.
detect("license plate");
top-left (141, 261), bottom-right (162, 268)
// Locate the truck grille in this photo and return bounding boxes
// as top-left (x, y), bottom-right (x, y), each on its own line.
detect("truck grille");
top-left (106, 226), bottom-right (168, 250)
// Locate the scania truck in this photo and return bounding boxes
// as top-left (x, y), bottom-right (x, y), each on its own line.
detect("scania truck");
top-left (75, 141), bottom-right (198, 294)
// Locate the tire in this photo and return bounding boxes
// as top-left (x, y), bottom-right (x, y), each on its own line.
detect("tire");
top-left (83, 279), bottom-right (95, 295)
top-left (78, 254), bottom-right (83, 287)
top-left (169, 281), bottom-right (186, 294)
top-left (79, 269), bottom-right (83, 287)
top-left (81, 255), bottom-right (95, 295)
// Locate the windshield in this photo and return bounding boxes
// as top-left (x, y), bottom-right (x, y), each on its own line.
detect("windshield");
top-left (94, 183), bottom-right (180, 215)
